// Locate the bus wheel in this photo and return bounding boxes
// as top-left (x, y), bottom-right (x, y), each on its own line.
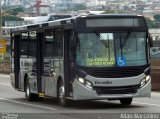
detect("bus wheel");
top-left (57, 80), bottom-right (69, 107)
top-left (120, 98), bottom-right (132, 105)
top-left (25, 77), bottom-right (38, 101)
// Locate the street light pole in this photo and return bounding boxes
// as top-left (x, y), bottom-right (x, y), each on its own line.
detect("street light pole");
top-left (0, 0), bottom-right (2, 39)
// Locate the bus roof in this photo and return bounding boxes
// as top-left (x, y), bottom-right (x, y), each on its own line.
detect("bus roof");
top-left (11, 14), bottom-right (145, 32)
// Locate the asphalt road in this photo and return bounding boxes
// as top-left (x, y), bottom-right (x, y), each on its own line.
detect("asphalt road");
top-left (0, 74), bottom-right (160, 119)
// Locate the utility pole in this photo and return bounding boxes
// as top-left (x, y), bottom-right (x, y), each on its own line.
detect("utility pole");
top-left (0, 0), bottom-right (2, 39)
top-left (34, 0), bottom-right (42, 16)
top-left (0, 0), bottom-right (4, 61)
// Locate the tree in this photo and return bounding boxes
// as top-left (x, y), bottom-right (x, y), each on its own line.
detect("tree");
top-left (7, 7), bottom-right (25, 16)
top-left (73, 4), bottom-right (86, 11)
top-left (154, 14), bottom-right (160, 21)
top-left (146, 18), bottom-right (154, 28)
top-left (103, 10), bottom-right (115, 14)
top-left (2, 15), bottom-right (24, 26)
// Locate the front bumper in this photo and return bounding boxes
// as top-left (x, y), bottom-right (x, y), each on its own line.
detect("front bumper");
top-left (72, 74), bottom-right (151, 100)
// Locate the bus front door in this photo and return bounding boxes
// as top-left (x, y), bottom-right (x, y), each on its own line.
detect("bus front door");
top-left (14, 33), bottom-right (21, 89)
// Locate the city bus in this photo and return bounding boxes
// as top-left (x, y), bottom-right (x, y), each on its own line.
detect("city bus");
top-left (10, 14), bottom-right (152, 107)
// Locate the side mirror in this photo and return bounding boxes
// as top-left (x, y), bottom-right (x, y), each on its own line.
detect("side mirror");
top-left (148, 33), bottom-right (153, 47)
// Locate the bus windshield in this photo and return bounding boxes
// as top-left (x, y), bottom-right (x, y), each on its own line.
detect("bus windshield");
top-left (76, 31), bottom-right (147, 67)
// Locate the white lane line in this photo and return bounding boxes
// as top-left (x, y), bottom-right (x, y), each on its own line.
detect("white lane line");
top-left (0, 83), bottom-right (11, 87)
top-left (133, 101), bottom-right (160, 107)
top-left (0, 97), bottom-right (56, 111)
top-left (0, 74), bottom-right (10, 77)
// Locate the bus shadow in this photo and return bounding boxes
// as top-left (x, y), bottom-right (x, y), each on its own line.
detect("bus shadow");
top-left (12, 97), bottom-right (145, 110)
top-left (67, 100), bottom-right (144, 110)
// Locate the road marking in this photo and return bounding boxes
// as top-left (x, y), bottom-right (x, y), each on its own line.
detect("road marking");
top-left (0, 97), bottom-right (56, 111)
top-left (133, 101), bottom-right (160, 107)
top-left (0, 74), bottom-right (10, 77)
top-left (0, 83), bottom-right (11, 87)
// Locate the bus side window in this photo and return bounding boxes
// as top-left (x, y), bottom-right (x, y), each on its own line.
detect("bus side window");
top-left (44, 29), bottom-right (54, 57)
top-left (53, 28), bottom-right (63, 57)
top-left (21, 32), bottom-right (28, 56)
top-left (28, 31), bottom-right (37, 57)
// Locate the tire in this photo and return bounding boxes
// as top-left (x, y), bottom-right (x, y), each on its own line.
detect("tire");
top-left (25, 77), bottom-right (39, 101)
top-left (57, 79), bottom-right (70, 107)
top-left (120, 98), bottom-right (133, 105)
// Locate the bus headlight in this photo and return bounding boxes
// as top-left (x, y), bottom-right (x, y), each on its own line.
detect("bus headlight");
top-left (78, 77), bottom-right (93, 89)
top-left (78, 77), bottom-right (85, 84)
top-left (140, 75), bottom-right (151, 88)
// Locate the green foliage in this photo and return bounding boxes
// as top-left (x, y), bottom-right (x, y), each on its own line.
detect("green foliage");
top-left (2, 15), bottom-right (24, 26)
top-left (41, 13), bottom-right (48, 16)
top-left (73, 4), bottom-right (86, 11)
top-left (154, 14), bottom-right (160, 21)
top-left (102, 10), bottom-right (126, 14)
top-left (146, 18), bottom-right (155, 28)
top-left (2, 15), bottom-right (23, 21)
top-left (103, 10), bottom-right (115, 14)
top-left (146, 18), bottom-right (160, 28)
top-left (6, 7), bottom-right (25, 16)
top-left (153, 14), bottom-right (160, 28)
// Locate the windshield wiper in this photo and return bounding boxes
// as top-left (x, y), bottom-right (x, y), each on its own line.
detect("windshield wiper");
top-left (93, 30), bottom-right (111, 59)
top-left (119, 34), bottom-right (123, 57)
top-left (93, 30), bottom-right (109, 48)
top-left (121, 28), bottom-right (133, 48)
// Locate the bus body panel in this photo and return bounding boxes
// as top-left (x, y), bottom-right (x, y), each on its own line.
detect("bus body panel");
top-left (43, 58), bottom-right (64, 97)
top-left (28, 75), bottom-right (38, 93)
top-left (73, 74), bottom-right (151, 100)
top-left (85, 73), bottom-right (145, 87)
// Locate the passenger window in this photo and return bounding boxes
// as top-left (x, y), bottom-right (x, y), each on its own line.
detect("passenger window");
top-left (45, 29), bottom-right (54, 57)
top-left (28, 31), bottom-right (37, 57)
top-left (53, 28), bottom-right (63, 57)
top-left (21, 32), bottom-right (28, 56)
